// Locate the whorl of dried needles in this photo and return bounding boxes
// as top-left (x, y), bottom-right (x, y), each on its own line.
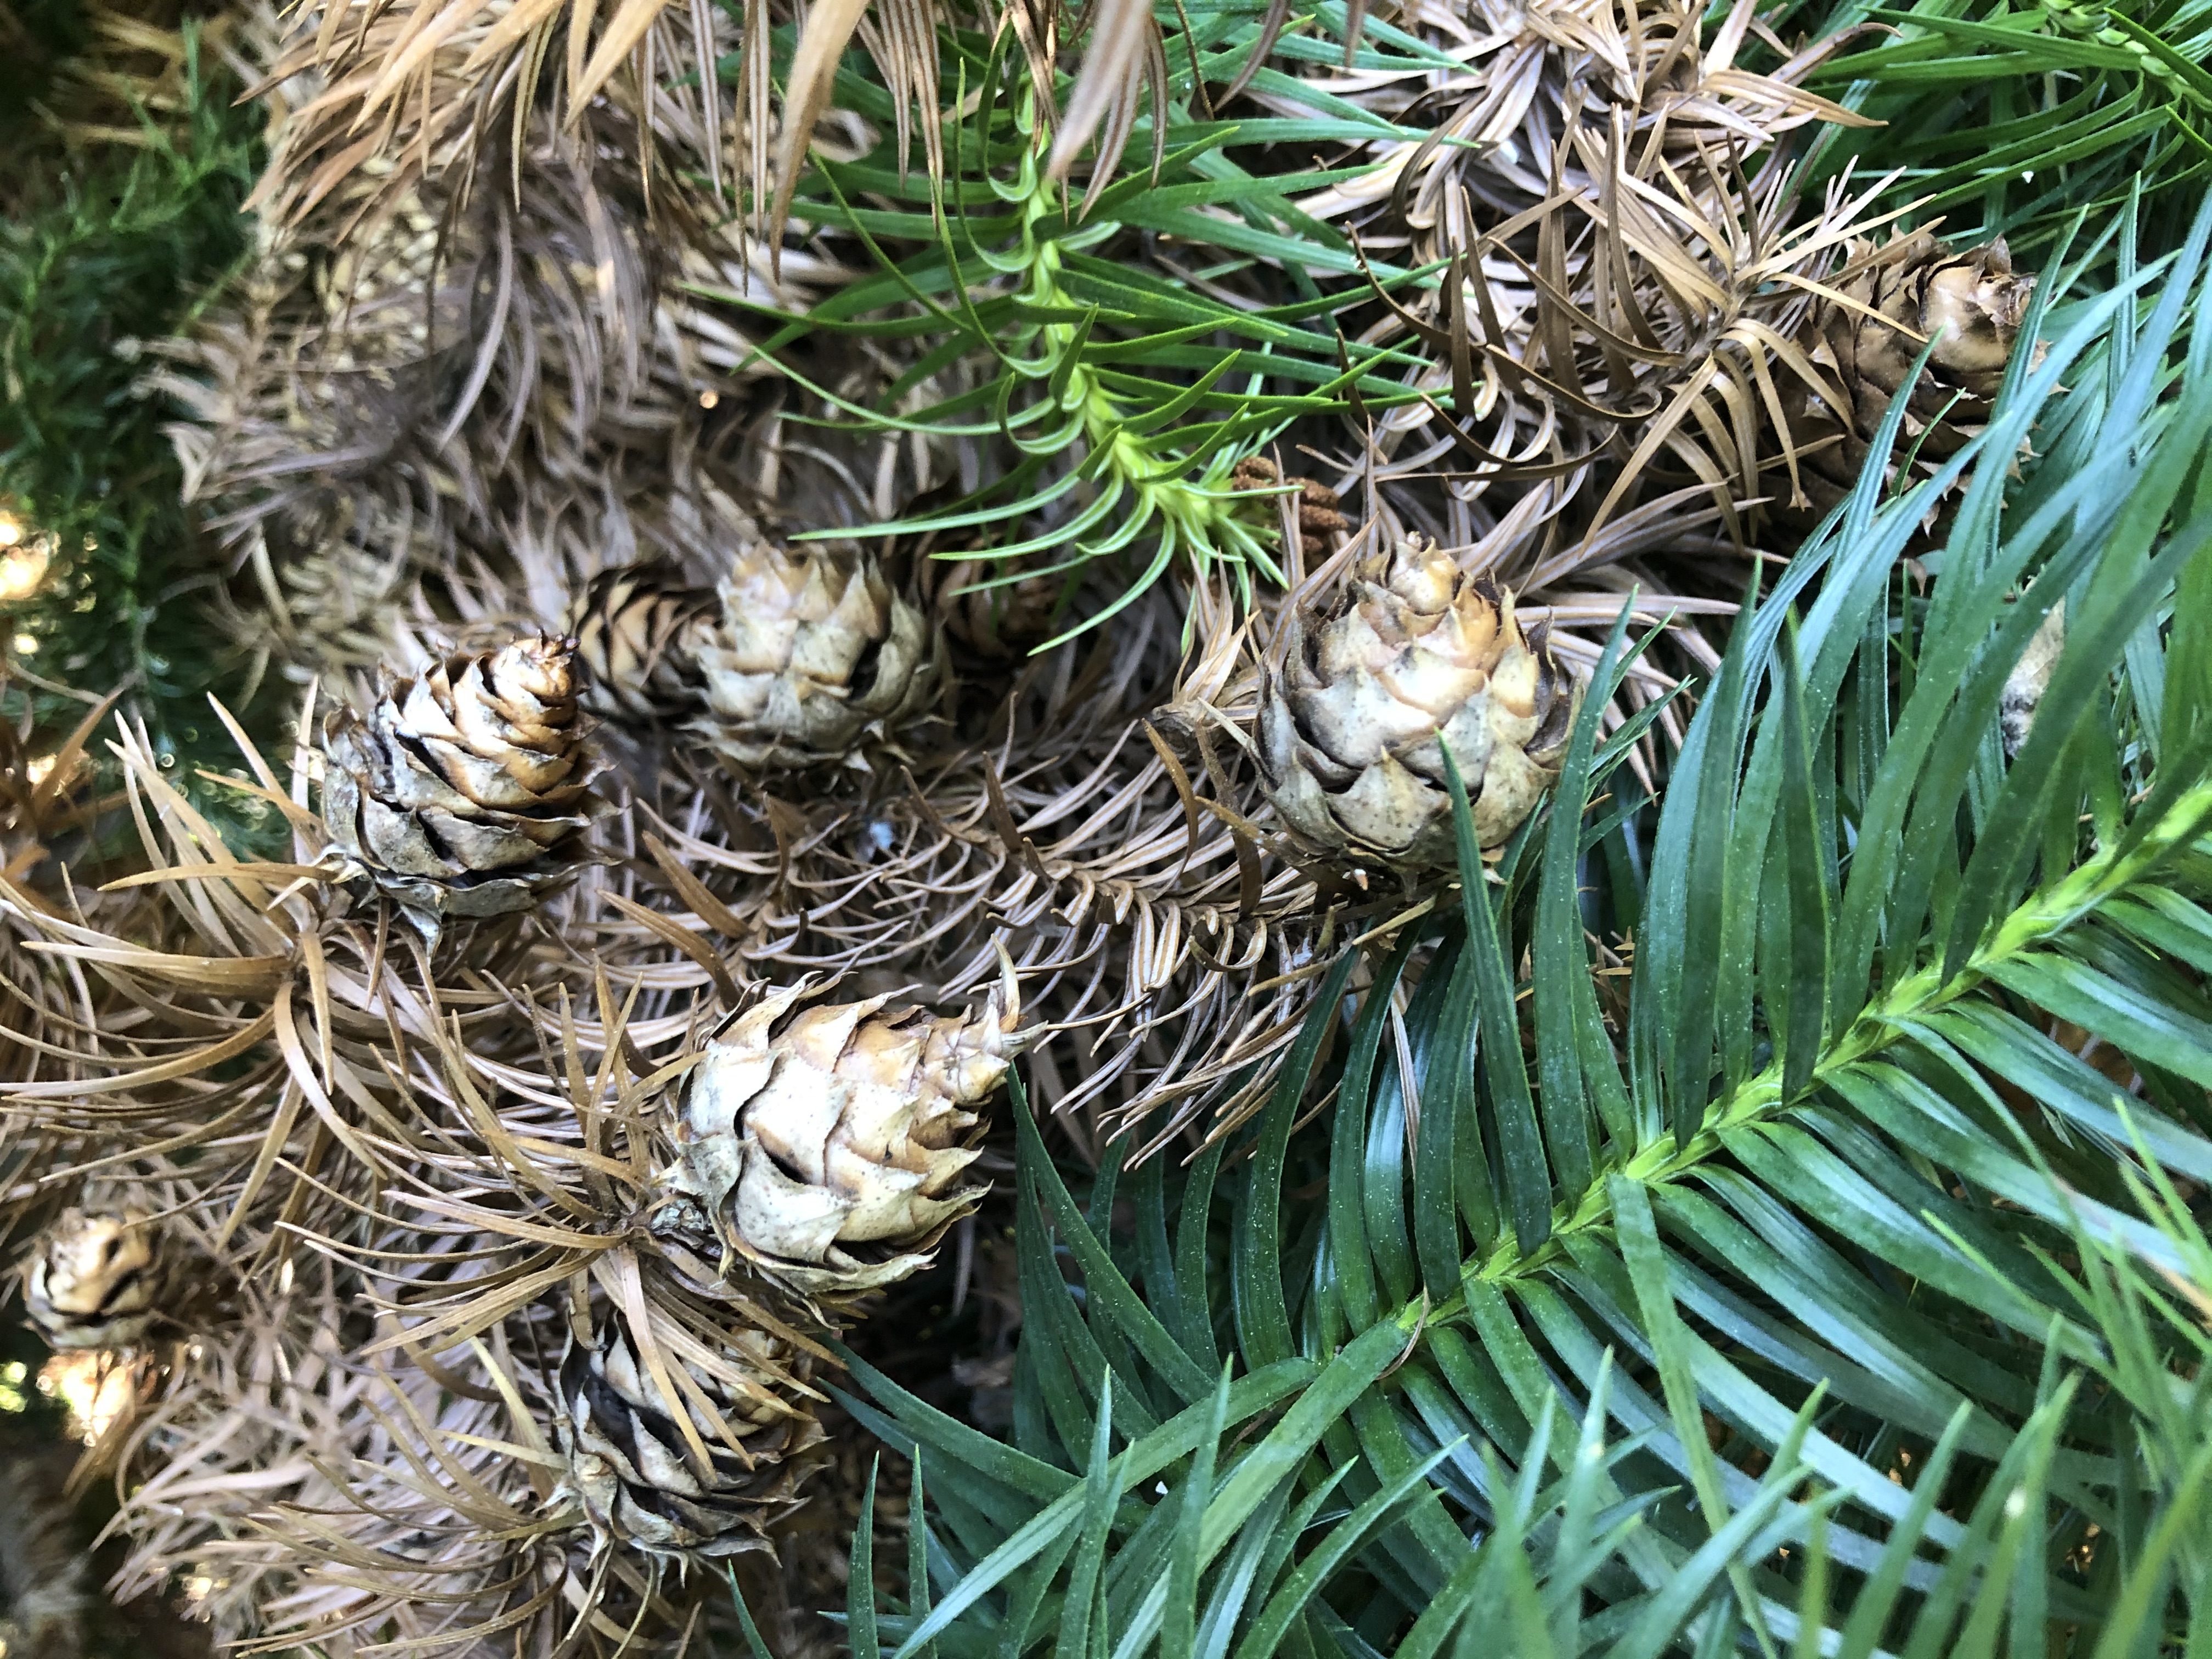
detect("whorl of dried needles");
top-left (1291, 0), bottom-right (1875, 249)
top-left (152, 77), bottom-right (809, 692)
top-left (1352, 151), bottom-right (1902, 543)
top-left (104, 1278), bottom-right (619, 1656)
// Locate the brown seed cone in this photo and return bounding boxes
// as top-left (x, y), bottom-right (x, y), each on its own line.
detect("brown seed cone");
top-left (690, 541), bottom-right (943, 771)
top-left (1778, 232), bottom-right (2036, 516)
top-left (670, 979), bottom-right (1021, 1297)
top-left (311, 187), bottom-right (459, 375)
top-left (567, 561), bottom-right (719, 724)
top-left (558, 1304), bottom-right (827, 1562)
top-left (1233, 455), bottom-right (1351, 560)
top-left (1259, 533), bottom-right (1578, 871)
top-left (21, 1204), bottom-right (172, 1352)
top-left (320, 635), bottom-right (608, 928)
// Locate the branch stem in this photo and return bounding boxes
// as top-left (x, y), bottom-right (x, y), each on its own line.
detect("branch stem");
top-left (1389, 777), bottom-right (2212, 1341)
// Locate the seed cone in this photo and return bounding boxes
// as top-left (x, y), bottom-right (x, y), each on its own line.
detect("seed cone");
top-left (558, 1305), bottom-right (826, 1561)
top-left (568, 561), bottom-right (719, 724)
top-left (690, 541), bottom-right (941, 771)
top-left (1259, 534), bottom-right (1578, 871)
top-left (321, 635), bottom-right (607, 928)
top-left (672, 979), bottom-right (1020, 1296)
top-left (22, 1204), bottom-right (171, 1351)
top-left (1780, 233), bottom-right (2036, 515)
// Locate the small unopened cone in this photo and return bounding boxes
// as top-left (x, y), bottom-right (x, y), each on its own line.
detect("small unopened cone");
top-left (1781, 232), bottom-right (2036, 514)
top-left (2002, 599), bottom-right (2065, 759)
top-left (567, 562), bottom-right (718, 724)
top-left (557, 1307), bottom-right (825, 1560)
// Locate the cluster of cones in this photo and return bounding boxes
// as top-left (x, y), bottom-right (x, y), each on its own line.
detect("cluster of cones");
top-left (0, 634), bottom-right (1027, 1650)
top-left (0, 0), bottom-right (2040, 1650)
top-left (0, 531), bottom-right (1579, 1654)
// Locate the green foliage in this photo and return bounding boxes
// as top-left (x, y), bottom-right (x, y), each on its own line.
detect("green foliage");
top-left (814, 198), bottom-right (2212, 1654)
top-left (704, 6), bottom-right (1439, 639)
top-left (1799, 0), bottom-right (2212, 262)
top-left (0, 20), bottom-right (277, 849)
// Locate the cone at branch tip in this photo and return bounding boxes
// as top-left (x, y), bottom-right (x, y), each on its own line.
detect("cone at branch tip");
top-left (319, 634), bottom-right (610, 935)
top-left (2002, 597), bottom-right (2065, 759)
top-left (670, 964), bottom-right (1023, 1297)
top-left (1784, 232), bottom-right (2037, 514)
top-left (567, 561), bottom-right (719, 725)
top-left (557, 1305), bottom-right (827, 1562)
top-left (22, 1204), bottom-right (171, 1352)
top-left (688, 540), bottom-right (943, 772)
top-left (1259, 533), bottom-right (1578, 872)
